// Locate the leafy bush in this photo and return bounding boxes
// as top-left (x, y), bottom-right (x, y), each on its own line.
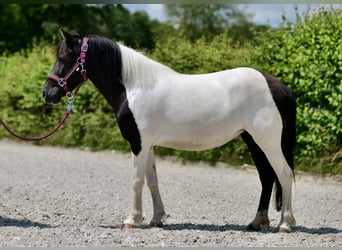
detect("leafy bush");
top-left (0, 34), bottom-right (254, 168)
top-left (0, 46), bottom-right (61, 137)
top-left (151, 33), bottom-right (251, 73)
top-left (134, 34), bottom-right (254, 165)
top-left (151, 33), bottom-right (254, 164)
top-left (252, 7), bottom-right (342, 174)
top-left (0, 46), bottom-right (128, 152)
top-left (1, 11), bottom-right (341, 175)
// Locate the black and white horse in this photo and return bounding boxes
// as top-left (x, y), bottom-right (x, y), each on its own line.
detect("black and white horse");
top-left (43, 30), bottom-right (296, 232)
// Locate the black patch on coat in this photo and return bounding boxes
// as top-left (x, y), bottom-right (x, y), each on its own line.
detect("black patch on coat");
top-left (259, 70), bottom-right (296, 171)
top-left (112, 83), bottom-right (142, 156)
top-left (242, 70), bottom-right (296, 212)
top-left (85, 35), bottom-right (142, 155)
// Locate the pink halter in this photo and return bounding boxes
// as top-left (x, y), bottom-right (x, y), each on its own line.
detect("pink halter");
top-left (47, 37), bottom-right (89, 101)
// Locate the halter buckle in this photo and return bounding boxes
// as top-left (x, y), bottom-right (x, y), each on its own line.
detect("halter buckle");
top-left (58, 78), bottom-right (67, 88)
top-left (66, 91), bottom-right (73, 100)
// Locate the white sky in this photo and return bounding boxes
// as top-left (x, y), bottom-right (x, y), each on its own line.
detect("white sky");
top-left (123, 4), bottom-right (341, 27)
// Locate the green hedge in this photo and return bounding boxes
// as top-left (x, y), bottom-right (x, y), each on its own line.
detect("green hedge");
top-left (1, 8), bottom-right (341, 174)
top-left (150, 34), bottom-right (253, 164)
top-left (0, 34), bottom-right (252, 167)
top-left (252, 8), bottom-right (342, 174)
top-left (0, 46), bottom-right (130, 152)
top-left (0, 46), bottom-right (60, 138)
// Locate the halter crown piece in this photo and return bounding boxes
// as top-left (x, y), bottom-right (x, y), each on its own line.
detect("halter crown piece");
top-left (48, 37), bottom-right (89, 112)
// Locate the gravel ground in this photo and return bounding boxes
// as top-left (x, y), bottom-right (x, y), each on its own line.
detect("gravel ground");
top-left (0, 139), bottom-right (341, 247)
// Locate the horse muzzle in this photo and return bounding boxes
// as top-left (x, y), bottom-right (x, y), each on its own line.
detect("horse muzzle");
top-left (42, 86), bottom-right (62, 104)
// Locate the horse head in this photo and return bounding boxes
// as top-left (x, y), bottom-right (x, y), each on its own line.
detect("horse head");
top-left (42, 29), bottom-right (88, 104)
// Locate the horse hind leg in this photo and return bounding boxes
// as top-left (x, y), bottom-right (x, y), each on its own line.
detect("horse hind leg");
top-left (243, 129), bottom-right (296, 232)
top-left (145, 148), bottom-right (166, 227)
top-left (255, 137), bottom-right (296, 232)
top-left (242, 131), bottom-right (274, 231)
top-left (265, 147), bottom-right (295, 232)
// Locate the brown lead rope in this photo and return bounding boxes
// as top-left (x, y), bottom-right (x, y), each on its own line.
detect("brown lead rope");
top-left (1, 37), bottom-right (89, 141)
top-left (0, 111), bottom-right (71, 141)
top-left (0, 82), bottom-right (83, 141)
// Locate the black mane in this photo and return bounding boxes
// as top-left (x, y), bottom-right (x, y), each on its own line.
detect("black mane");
top-left (87, 35), bottom-right (141, 155)
top-left (87, 35), bottom-right (122, 86)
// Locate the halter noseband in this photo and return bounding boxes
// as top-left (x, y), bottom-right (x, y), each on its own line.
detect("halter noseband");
top-left (47, 37), bottom-right (89, 104)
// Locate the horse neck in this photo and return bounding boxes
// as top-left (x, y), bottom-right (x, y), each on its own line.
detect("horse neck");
top-left (86, 37), bottom-right (123, 112)
top-left (85, 38), bottom-right (177, 113)
top-left (119, 44), bottom-right (177, 89)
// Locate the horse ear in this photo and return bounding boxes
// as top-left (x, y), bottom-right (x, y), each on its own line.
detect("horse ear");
top-left (60, 28), bottom-right (73, 42)
top-left (60, 29), bottom-right (83, 51)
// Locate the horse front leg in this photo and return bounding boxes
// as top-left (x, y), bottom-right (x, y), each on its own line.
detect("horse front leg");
top-left (145, 148), bottom-right (166, 227)
top-left (122, 148), bottom-right (149, 228)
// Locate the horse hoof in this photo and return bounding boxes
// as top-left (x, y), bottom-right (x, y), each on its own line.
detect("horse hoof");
top-left (247, 223), bottom-right (260, 231)
top-left (149, 221), bottom-right (164, 228)
top-left (121, 224), bottom-right (138, 230)
top-left (277, 227), bottom-right (291, 233)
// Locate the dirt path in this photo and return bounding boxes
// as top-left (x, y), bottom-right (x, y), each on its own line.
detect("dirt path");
top-left (0, 140), bottom-right (341, 247)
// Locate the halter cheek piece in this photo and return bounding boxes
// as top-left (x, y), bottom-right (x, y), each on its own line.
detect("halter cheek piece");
top-left (47, 37), bottom-right (89, 111)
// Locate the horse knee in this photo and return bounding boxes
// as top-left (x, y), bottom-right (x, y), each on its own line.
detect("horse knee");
top-left (132, 178), bottom-right (144, 193)
top-left (146, 175), bottom-right (158, 191)
top-left (146, 164), bottom-right (159, 190)
top-left (147, 182), bottom-right (158, 193)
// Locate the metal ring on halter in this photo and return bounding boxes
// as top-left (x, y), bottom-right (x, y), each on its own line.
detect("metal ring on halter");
top-left (58, 78), bottom-right (67, 88)
top-left (66, 91), bottom-right (73, 100)
top-left (81, 43), bottom-right (88, 52)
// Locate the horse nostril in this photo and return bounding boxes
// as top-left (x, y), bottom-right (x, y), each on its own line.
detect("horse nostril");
top-left (42, 90), bottom-right (46, 98)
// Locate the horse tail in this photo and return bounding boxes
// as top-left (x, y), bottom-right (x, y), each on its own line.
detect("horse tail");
top-left (259, 71), bottom-right (296, 211)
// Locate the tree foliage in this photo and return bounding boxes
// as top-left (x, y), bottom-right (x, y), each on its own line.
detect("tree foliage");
top-left (0, 4), bottom-right (161, 54)
top-left (166, 4), bottom-right (237, 40)
top-left (252, 7), bottom-right (342, 172)
top-left (0, 46), bottom-right (128, 151)
top-left (151, 33), bottom-right (251, 73)
top-left (165, 4), bottom-right (268, 44)
top-left (0, 5), bottom-right (341, 174)
top-left (150, 34), bottom-right (252, 164)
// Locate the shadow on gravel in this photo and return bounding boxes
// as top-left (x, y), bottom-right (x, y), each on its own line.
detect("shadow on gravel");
top-left (164, 224), bottom-right (342, 234)
top-left (99, 224), bottom-right (123, 229)
top-left (164, 223), bottom-right (249, 232)
top-left (100, 223), bottom-right (253, 232)
top-left (294, 226), bottom-right (342, 235)
top-left (0, 216), bottom-right (53, 229)
top-left (99, 223), bottom-right (342, 235)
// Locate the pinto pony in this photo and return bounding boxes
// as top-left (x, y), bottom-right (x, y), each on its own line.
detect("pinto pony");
top-left (43, 30), bottom-right (296, 232)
